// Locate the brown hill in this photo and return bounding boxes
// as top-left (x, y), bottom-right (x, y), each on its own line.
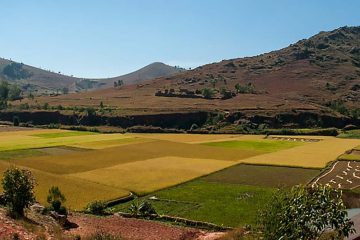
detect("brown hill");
top-left (0, 59), bottom-right (183, 94)
top-left (98, 62), bottom-right (185, 87)
top-left (27, 26), bottom-right (360, 112)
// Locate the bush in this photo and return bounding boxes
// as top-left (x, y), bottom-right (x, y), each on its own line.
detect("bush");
top-left (1, 167), bottom-right (36, 217)
top-left (13, 116), bottom-right (20, 126)
top-left (86, 200), bottom-right (107, 215)
top-left (190, 123), bottom-right (199, 131)
top-left (47, 186), bottom-right (67, 215)
top-left (202, 88), bottom-right (214, 99)
top-left (260, 185), bottom-right (355, 239)
top-left (129, 200), bottom-right (156, 217)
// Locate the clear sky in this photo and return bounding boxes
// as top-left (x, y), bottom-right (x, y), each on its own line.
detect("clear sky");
top-left (0, 0), bottom-right (359, 78)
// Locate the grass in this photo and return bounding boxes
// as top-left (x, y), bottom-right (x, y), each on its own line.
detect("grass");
top-left (0, 149), bottom-right (46, 160)
top-left (31, 131), bottom-right (98, 138)
top-left (338, 154), bottom-right (360, 161)
top-left (201, 139), bottom-right (304, 153)
top-left (0, 132), bottom-right (133, 152)
top-left (110, 179), bottom-right (275, 227)
top-left (337, 130), bottom-right (360, 139)
top-left (109, 163), bottom-right (319, 227)
top-left (202, 164), bottom-right (320, 187)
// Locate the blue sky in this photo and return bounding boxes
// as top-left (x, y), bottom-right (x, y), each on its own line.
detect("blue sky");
top-left (0, 0), bottom-right (359, 78)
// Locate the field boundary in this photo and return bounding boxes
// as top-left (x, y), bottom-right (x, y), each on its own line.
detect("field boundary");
top-left (114, 211), bottom-right (233, 231)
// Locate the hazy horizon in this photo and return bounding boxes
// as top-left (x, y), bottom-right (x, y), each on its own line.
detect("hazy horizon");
top-left (1, 0), bottom-right (359, 78)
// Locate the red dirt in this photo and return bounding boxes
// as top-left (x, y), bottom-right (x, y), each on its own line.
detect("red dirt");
top-left (0, 209), bottom-right (37, 239)
top-left (65, 213), bottom-right (223, 240)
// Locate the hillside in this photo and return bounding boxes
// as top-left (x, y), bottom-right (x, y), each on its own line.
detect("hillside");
top-left (0, 59), bottom-right (183, 94)
top-left (6, 26), bottom-right (360, 130)
top-left (0, 58), bottom-right (81, 94)
top-left (27, 27), bottom-right (360, 110)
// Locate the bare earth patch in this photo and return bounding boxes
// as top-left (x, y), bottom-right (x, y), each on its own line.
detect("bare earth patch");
top-left (65, 213), bottom-right (222, 240)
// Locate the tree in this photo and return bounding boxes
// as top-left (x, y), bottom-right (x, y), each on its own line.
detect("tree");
top-left (8, 84), bottom-right (22, 100)
top-left (62, 87), bottom-right (69, 95)
top-left (0, 81), bottom-right (9, 100)
top-left (260, 185), bottom-right (355, 240)
top-left (13, 116), bottom-right (20, 126)
top-left (202, 88), bottom-right (214, 99)
top-left (47, 186), bottom-right (67, 215)
top-left (117, 80), bottom-right (124, 87)
top-left (1, 167), bottom-right (36, 217)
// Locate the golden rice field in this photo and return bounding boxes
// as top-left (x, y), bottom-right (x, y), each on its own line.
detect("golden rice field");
top-left (0, 127), bottom-right (359, 209)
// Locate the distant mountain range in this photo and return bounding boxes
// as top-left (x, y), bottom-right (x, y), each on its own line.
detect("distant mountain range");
top-left (0, 59), bottom-right (185, 94)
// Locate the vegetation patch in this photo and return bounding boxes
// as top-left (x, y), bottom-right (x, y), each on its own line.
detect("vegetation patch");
top-left (110, 180), bottom-right (275, 227)
top-left (202, 164), bottom-right (320, 187)
top-left (338, 130), bottom-right (360, 139)
top-left (0, 149), bottom-right (47, 160)
top-left (338, 153), bottom-right (360, 161)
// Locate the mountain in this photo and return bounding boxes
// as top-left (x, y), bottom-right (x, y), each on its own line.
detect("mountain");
top-left (0, 59), bottom-right (184, 94)
top-left (98, 62), bottom-right (185, 88)
top-left (29, 26), bottom-right (359, 113)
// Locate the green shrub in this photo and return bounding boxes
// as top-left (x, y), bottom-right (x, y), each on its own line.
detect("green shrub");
top-left (1, 167), bottom-right (36, 217)
top-left (129, 200), bottom-right (156, 217)
top-left (260, 185), bottom-right (354, 240)
top-left (86, 200), bottom-right (107, 215)
top-left (47, 186), bottom-right (67, 215)
top-left (202, 88), bottom-right (214, 99)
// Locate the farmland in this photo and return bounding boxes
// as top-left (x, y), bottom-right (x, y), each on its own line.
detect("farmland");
top-left (0, 126), bottom-right (359, 219)
top-left (111, 164), bottom-right (319, 227)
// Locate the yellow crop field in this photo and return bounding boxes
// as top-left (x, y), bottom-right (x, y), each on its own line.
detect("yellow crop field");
top-left (0, 161), bottom-right (129, 210)
top-left (134, 133), bottom-right (265, 143)
top-left (0, 131), bottom-right (132, 151)
top-left (70, 137), bottom-right (153, 149)
top-left (240, 137), bottom-right (360, 168)
top-left (69, 156), bottom-right (235, 194)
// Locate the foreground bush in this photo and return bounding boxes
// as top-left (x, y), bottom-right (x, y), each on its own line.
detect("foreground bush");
top-left (1, 167), bottom-right (36, 217)
top-left (260, 185), bottom-right (355, 240)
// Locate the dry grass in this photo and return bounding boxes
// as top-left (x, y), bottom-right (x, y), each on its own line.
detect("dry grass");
top-left (240, 137), bottom-right (360, 168)
top-left (69, 156), bottom-right (234, 194)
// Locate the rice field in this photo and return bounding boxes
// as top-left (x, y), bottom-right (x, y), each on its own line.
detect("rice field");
top-left (0, 127), bottom-right (359, 211)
